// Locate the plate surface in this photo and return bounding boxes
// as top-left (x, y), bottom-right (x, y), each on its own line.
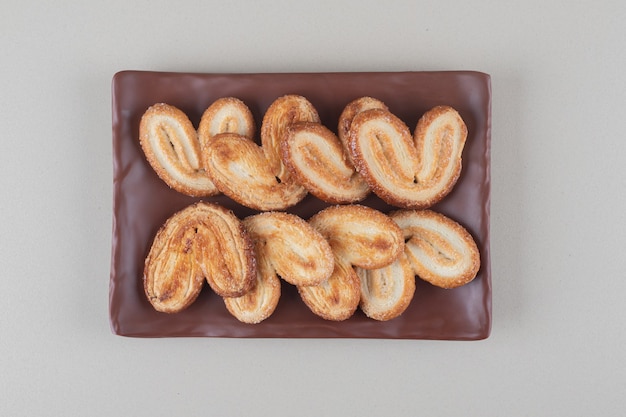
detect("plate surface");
top-left (110, 70), bottom-right (491, 339)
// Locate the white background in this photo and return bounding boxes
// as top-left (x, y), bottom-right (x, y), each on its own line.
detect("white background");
top-left (2, 1), bottom-right (625, 415)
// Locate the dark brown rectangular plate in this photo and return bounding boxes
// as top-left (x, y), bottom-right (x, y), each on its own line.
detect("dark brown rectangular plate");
top-left (110, 70), bottom-right (491, 339)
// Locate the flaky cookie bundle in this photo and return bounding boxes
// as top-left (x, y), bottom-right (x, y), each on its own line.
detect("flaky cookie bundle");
top-left (140, 95), bottom-right (468, 209)
top-left (140, 95), bottom-right (481, 323)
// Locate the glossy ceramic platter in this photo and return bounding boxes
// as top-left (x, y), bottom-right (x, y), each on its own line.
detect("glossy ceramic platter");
top-left (110, 70), bottom-right (491, 339)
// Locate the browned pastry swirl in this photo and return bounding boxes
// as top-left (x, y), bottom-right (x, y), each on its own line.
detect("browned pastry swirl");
top-left (277, 97), bottom-right (387, 204)
top-left (260, 95), bottom-right (321, 178)
top-left (139, 103), bottom-right (217, 196)
top-left (198, 97), bottom-right (256, 142)
top-left (349, 104), bottom-right (468, 209)
top-left (338, 96), bottom-right (389, 165)
top-left (223, 240), bottom-right (281, 324)
top-left (391, 209), bottom-right (480, 289)
top-left (356, 251), bottom-right (416, 321)
top-left (299, 205), bottom-right (404, 321)
top-left (143, 202), bottom-right (256, 313)
top-left (203, 95), bottom-right (319, 211)
top-left (224, 212), bottom-right (334, 323)
top-left (281, 122), bottom-right (369, 204)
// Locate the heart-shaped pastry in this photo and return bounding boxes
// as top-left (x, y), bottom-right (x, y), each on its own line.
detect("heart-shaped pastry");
top-left (357, 209), bottom-right (480, 319)
top-left (140, 99), bottom-right (256, 197)
top-left (278, 97), bottom-right (387, 204)
top-left (203, 95), bottom-right (319, 211)
top-left (198, 97), bottom-right (256, 141)
top-left (223, 239), bottom-right (281, 324)
top-left (391, 209), bottom-right (480, 289)
top-left (338, 96), bottom-right (389, 166)
top-left (224, 212), bottom-right (334, 323)
top-left (139, 103), bottom-right (217, 196)
top-left (299, 205), bottom-right (404, 321)
top-left (349, 104), bottom-right (468, 209)
top-left (143, 202), bottom-right (256, 313)
top-left (356, 251), bottom-right (416, 321)
top-left (281, 122), bottom-right (369, 204)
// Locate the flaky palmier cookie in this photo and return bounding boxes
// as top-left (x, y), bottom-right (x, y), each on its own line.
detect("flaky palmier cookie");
top-left (356, 251), bottom-right (416, 321)
top-left (281, 122), bottom-right (369, 203)
top-left (349, 105), bottom-right (468, 209)
top-left (299, 205), bottom-right (404, 321)
top-left (224, 212), bottom-right (334, 323)
top-left (278, 97), bottom-right (387, 203)
top-left (338, 96), bottom-right (389, 166)
top-left (203, 95), bottom-right (318, 211)
top-left (139, 103), bottom-right (217, 196)
top-left (198, 97), bottom-right (256, 142)
top-left (391, 210), bottom-right (480, 289)
top-left (223, 241), bottom-right (281, 324)
top-left (143, 202), bottom-right (256, 313)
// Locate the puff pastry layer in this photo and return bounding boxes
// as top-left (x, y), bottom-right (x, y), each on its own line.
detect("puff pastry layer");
top-left (300, 205), bottom-right (404, 321)
top-left (338, 96), bottom-right (389, 165)
top-left (356, 251), bottom-right (416, 321)
top-left (349, 104), bottom-right (468, 209)
top-left (143, 202), bottom-right (256, 313)
top-left (224, 212), bottom-right (334, 323)
top-left (281, 122), bottom-right (369, 203)
top-left (222, 215), bottom-right (282, 323)
top-left (391, 210), bottom-right (480, 289)
top-left (139, 103), bottom-right (217, 196)
top-left (199, 97), bottom-right (256, 142)
top-left (203, 95), bottom-right (318, 210)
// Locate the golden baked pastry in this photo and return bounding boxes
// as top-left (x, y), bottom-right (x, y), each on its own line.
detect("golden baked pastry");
top-left (246, 212), bottom-right (334, 286)
top-left (260, 95), bottom-right (321, 178)
top-left (139, 103), bottom-right (218, 196)
top-left (223, 244), bottom-right (281, 324)
top-left (276, 96), bottom-right (386, 204)
top-left (391, 209), bottom-right (480, 289)
top-left (203, 95), bottom-right (318, 210)
top-left (299, 205), bottom-right (404, 321)
top-left (356, 252), bottom-right (416, 321)
top-left (349, 105), bottom-right (468, 209)
top-left (337, 96), bottom-right (388, 165)
top-left (198, 97), bottom-right (256, 141)
top-left (224, 212), bottom-right (334, 323)
top-left (281, 122), bottom-right (369, 204)
top-left (143, 202), bottom-right (256, 313)
top-left (298, 260), bottom-right (361, 321)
